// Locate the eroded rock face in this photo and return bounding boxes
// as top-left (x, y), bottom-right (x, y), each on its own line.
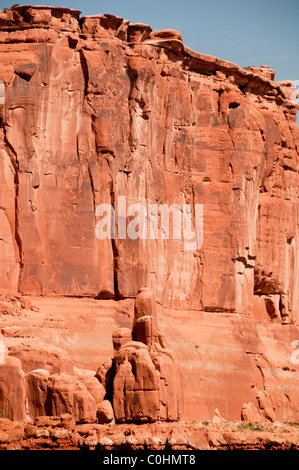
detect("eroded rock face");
top-left (0, 5), bottom-right (298, 320)
top-left (111, 288), bottom-right (183, 423)
top-left (0, 340), bottom-right (107, 423)
top-left (0, 355), bottom-right (26, 421)
top-left (113, 341), bottom-right (160, 422)
top-left (73, 367), bottom-right (106, 406)
top-left (0, 5), bottom-right (299, 426)
top-left (46, 373), bottom-right (97, 423)
top-left (26, 369), bottom-right (50, 418)
top-left (97, 399), bottom-right (114, 424)
top-left (8, 341), bottom-right (74, 374)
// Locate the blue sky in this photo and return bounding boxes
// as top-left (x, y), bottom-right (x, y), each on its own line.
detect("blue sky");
top-left (1, 0), bottom-right (299, 92)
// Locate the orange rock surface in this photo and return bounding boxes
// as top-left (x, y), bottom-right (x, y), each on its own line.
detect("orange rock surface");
top-left (0, 5), bottom-right (299, 430)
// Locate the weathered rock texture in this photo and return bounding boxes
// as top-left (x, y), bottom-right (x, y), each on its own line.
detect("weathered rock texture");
top-left (0, 5), bottom-right (298, 315)
top-left (110, 288), bottom-right (183, 422)
top-left (1, 418), bottom-right (299, 450)
top-left (0, 5), bottom-right (299, 427)
top-left (0, 289), bottom-right (182, 426)
top-left (0, 338), bottom-right (111, 424)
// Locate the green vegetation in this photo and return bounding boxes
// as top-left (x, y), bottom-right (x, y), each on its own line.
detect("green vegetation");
top-left (3, 4), bottom-right (20, 12)
top-left (286, 422), bottom-right (299, 428)
top-left (236, 421), bottom-right (265, 432)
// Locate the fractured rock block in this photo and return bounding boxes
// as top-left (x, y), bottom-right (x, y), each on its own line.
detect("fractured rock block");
top-left (8, 341), bottom-right (74, 375)
top-left (97, 399), bottom-right (114, 424)
top-left (152, 350), bottom-right (183, 421)
top-left (257, 390), bottom-right (276, 423)
top-left (127, 23), bottom-right (152, 43)
top-left (134, 287), bottom-right (157, 329)
top-left (112, 328), bottom-right (132, 355)
top-left (113, 342), bottom-right (160, 423)
top-left (133, 315), bottom-right (154, 348)
top-left (73, 368), bottom-right (106, 406)
top-left (46, 373), bottom-right (97, 423)
top-left (26, 369), bottom-right (50, 419)
top-left (241, 401), bottom-right (263, 423)
top-left (264, 296), bottom-right (280, 320)
top-left (111, 288), bottom-right (183, 423)
top-left (0, 355), bottom-right (26, 421)
top-left (95, 359), bottom-right (113, 401)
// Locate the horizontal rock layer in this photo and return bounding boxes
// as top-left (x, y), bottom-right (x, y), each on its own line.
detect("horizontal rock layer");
top-left (0, 418), bottom-right (299, 450)
top-left (1, 296), bottom-right (299, 423)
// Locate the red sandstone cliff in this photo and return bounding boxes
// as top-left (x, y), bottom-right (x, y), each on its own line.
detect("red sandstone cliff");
top-left (0, 5), bottom-right (299, 426)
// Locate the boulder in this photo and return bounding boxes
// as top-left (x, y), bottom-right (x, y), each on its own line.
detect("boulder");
top-left (46, 373), bottom-right (97, 423)
top-left (8, 341), bottom-right (74, 375)
top-left (97, 400), bottom-right (114, 424)
top-left (73, 368), bottom-right (106, 405)
top-left (241, 402), bottom-right (263, 423)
